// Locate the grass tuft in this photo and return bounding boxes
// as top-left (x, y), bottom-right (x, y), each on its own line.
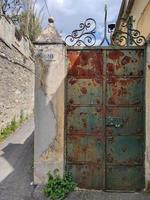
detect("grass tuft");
top-left (0, 113), bottom-right (29, 142)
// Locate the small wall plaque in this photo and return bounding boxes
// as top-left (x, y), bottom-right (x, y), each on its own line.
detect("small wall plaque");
top-left (44, 52), bottom-right (54, 61)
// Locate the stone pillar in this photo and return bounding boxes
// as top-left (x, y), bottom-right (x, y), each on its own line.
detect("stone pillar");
top-left (145, 43), bottom-right (150, 189)
top-left (34, 18), bottom-right (66, 184)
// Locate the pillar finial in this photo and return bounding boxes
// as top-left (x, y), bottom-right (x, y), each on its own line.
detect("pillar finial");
top-left (48, 17), bottom-right (54, 24)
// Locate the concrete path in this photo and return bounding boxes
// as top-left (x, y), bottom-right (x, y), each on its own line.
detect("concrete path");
top-left (0, 118), bottom-right (34, 200)
top-left (33, 186), bottom-right (150, 200)
top-left (65, 190), bottom-right (150, 200)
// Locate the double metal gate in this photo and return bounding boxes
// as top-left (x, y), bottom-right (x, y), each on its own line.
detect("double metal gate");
top-left (65, 47), bottom-right (145, 191)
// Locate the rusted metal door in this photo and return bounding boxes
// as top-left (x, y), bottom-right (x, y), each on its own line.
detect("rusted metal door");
top-left (66, 50), bottom-right (105, 189)
top-left (66, 47), bottom-right (145, 191)
top-left (105, 49), bottom-right (145, 191)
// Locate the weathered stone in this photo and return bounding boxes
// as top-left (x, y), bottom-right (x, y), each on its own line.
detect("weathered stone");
top-left (0, 22), bottom-right (34, 130)
top-left (35, 18), bottom-right (63, 44)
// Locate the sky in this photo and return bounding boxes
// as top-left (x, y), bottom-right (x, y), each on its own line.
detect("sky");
top-left (35, 0), bottom-right (122, 43)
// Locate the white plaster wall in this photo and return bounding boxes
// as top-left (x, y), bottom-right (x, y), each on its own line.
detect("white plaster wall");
top-left (34, 44), bottom-right (67, 184)
top-left (130, 0), bottom-right (149, 28)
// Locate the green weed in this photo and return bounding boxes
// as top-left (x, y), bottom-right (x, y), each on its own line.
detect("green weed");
top-left (0, 112), bottom-right (29, 142)
top-left (43, 169), bottom-right (76, 200)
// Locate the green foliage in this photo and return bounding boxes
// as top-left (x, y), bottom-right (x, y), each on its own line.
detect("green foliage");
top-left (43, 169), bottom-right (76, 200)
top-left (19, 110), bottom-right (28, 124)
top-left (0, 117), bottom-right (19, 142)
top-left (18, 10), bottom-right (42, 41)
top-left (1, 0), bottom-right (42, 42)
top-left (0, 112), bottom-right (29, 142)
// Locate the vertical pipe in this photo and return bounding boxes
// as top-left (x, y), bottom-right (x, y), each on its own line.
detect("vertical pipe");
top-left (127, 16), bottom-right (133, 46)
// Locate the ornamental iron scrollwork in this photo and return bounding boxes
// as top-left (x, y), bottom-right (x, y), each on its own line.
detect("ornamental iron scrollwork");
top-left (65, 18), bottom-right (96, 47)
top-left (111, 17), bottom-right (146, 47)
top-left (65, 9), bottom-right (146, 47)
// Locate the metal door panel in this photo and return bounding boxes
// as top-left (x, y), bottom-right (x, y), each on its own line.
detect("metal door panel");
top-left (106, 50), bottom-right (144, 77)
top-left (67, 51), bottom-right (103, 78)
top-left (67, 135), bottom-right (104, 162)
top-left (67, 106), bottom-right (104, 133)
top-left (67, 163), bottom-right (104, 189)
top-left (66, 49), bottom-right (105, 190)
top-left (105, 49), bottom-right (145, 191)
top-left (107, 136), bottom-right (144, 165)
top-left (106, 77), bottom-right (144, 105)
top-left (67, 78), bottom-right (103, 105)
top-left (106, 166), bottom-right (144, 190)
top-left (106, 107), bottom-right (144, 136)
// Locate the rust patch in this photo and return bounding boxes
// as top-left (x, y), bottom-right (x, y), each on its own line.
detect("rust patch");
top-left (69, 78), bottom-right (77, 85)
top-left (117, 87), bottom-right (128, 96)
top-left (137, 50), bottom-right (143, 58)
top-left (69, 98), bottom-right (74, 104)
top-left (67, 51), bottom-right (103, 78)
top-left (80, 87), bottom-right (87, 94)
top-left (129, 72), bottom-right (133, 76)
top-left (67, 105), bottom-right (77, 114)
top-left (108, 51), bottom-right (124, 60)
top-left (96, 99), bottom-right (100, 104)
top-left (138, 70), bottom-right (144, 76)
top-left (80, 112), bottom-right (84, 115)
top-left (107, 63), bottom-right (114, 74)
top-left (121, 56), bottom-right (131, 65)
top-left (106, 127), bottom-right (113, 136)
top-left (82, 118), bottom-right (87, 128)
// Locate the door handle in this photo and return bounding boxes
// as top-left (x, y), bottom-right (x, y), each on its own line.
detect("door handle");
top-left (115, 124), bottom-right (121, 128)
top-left (106, 117), bottom-right (123, 128)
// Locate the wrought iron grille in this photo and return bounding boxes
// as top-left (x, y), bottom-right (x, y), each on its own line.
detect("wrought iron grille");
top-left (65, 18), bottom-right (96, 47)
top-left (65, 6), bottom-right (146, 47)
top-left (111, 17), bottom-right (146, 47)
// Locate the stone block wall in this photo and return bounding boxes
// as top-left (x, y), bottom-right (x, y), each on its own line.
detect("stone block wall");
top-left (0, 16), bottom-right (34, 130)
